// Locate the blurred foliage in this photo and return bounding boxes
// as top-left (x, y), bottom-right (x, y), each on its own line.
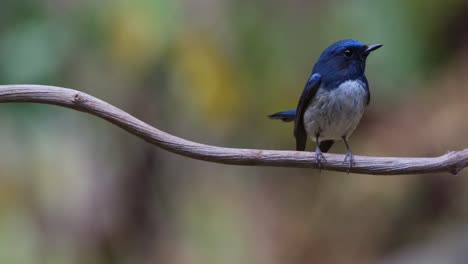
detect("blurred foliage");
top-left (1, 0), bottom-right (468, 263)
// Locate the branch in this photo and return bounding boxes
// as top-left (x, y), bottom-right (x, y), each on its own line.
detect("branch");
top-left (0, 85), bottom-right (466, 175)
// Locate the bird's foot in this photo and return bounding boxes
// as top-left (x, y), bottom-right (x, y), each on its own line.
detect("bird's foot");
top-left (315, 146), bottom-right (327, 170)
top-left (343, 150), bottom-right (355, 173)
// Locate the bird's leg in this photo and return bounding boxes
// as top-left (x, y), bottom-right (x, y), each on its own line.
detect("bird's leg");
top-left (315, 134), bottom-right (327, 169)
top-left (342, 136), bottom-right (355, 172)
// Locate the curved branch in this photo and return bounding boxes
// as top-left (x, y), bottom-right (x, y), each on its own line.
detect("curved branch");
top-left (0, 85), bottom-right (466, 175)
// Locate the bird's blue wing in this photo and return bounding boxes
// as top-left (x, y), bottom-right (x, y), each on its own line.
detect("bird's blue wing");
top-left (361, 76), bottom-right (371, 105)
top-left (294, 73), bottom-right (322, 151)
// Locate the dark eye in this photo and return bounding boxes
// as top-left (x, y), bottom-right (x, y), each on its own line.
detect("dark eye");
top-left (344, 49), bottom-right (353, 57)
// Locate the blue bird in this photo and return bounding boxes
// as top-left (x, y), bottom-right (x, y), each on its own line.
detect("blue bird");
top-left (269, 39), bottom-right (382, 169)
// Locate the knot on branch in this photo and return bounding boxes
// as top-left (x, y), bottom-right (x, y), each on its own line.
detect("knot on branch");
top-left (72, 92), bottom-right (86, 104)
top-left (449, 165), bottom-right (463, 175)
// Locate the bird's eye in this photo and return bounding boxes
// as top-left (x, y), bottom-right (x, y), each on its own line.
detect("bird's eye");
top-left (344, 49), bottom-right (353, 57)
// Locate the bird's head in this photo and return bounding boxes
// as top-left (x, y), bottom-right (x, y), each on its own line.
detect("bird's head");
top-left (313, 39), bottom-right (382, 82)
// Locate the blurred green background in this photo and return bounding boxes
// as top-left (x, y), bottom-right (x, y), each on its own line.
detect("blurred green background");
top-left (1, 0), bottom-right (468, 263)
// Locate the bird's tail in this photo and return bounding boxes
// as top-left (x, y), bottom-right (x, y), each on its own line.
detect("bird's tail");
top-left (268, 109), bottom-right (296, 122)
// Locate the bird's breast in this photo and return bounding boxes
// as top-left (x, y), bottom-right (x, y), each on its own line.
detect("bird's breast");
top-left (303, 80), bottom-right (368, 141)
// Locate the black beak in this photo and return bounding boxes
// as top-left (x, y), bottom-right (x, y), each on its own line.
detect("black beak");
top-left (364, 43), bottom-right (383, 55)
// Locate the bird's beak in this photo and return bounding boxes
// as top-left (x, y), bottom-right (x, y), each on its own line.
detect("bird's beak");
top-left (364, 43), bottom-right (383, 55)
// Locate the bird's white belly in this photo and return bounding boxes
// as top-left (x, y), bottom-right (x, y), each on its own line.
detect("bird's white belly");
top-left (303, 80), bottom-right (367, 141)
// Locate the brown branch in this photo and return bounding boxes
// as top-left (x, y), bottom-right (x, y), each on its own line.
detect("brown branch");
top-left (0, 85), bottom-right (466, 175)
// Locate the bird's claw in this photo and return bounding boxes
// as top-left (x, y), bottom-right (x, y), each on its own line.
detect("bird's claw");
top-left (343, 150), bottom-right (355, 173)
top-left (315, 147), bottom-right (327, 170)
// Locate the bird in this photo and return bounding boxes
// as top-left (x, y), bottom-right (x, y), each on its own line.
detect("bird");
top-left (268, 39), bottom-right (382, 169)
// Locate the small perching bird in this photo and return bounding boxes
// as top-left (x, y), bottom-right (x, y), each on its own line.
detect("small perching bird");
top-left (269, 39), bottom-right (382, 169)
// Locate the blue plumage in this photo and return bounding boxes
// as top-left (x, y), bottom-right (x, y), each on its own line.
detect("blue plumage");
top-left (269, 39), bottom-right (382, 169)
top-left (268, 110), bottom-right (296, 122)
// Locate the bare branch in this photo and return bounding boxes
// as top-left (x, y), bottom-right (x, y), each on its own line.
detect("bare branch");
top-left (0, 85), bottom-right (466, 175)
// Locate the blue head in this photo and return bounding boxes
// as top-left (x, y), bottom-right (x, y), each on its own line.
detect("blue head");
top-left (313, 39), bottom-right (382, 85)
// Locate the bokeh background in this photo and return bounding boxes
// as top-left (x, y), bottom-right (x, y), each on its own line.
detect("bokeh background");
top-left (1, 0), bottom-right (468, 263)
